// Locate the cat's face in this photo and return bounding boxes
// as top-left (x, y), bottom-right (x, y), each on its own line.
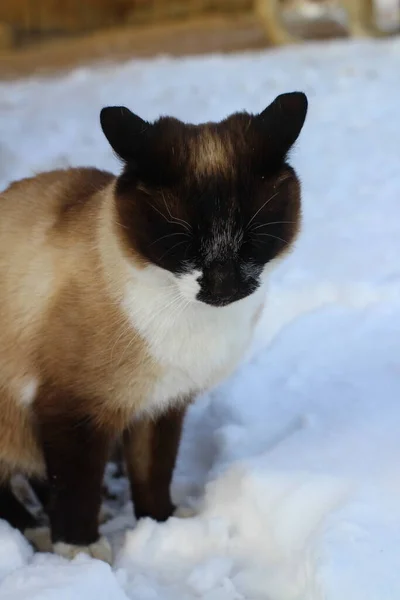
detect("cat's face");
top-left (101, 93), bottom-right (307, 308)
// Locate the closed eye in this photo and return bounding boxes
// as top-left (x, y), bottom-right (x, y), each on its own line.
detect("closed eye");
top-left (158, 239), bottom-right (191, 262)
top-left (149, 231), bottom-right (191, 247)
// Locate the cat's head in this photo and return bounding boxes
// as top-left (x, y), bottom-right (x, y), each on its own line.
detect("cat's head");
top-left (100, 92), bottom-right (307, 308)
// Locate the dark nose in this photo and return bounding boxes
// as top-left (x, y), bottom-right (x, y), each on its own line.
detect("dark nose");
top-left (203, 260), bottom-right (239, 300)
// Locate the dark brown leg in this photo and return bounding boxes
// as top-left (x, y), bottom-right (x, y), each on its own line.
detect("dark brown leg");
top-left (123, 405), bottom-right (187, 522)
top-left (111, 442), bottom-right (125, 478)
top-left (36, 392), bottom-right (110, 549)
top-left (0, 482), bottom-right (37, 531)
top-left (29, 478), bottom-right (50, 511)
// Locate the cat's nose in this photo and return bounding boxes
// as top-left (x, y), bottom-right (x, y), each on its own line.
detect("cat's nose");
top-left (202, 260), bottom-right (239, 303)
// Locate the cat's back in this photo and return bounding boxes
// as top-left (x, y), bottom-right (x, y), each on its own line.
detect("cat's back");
top-left (0, 167), bottom-right (113, 236)
top-left (0, 167), bottom-right (114, 345)
top-left (0, 167), bottom-right (113, 264)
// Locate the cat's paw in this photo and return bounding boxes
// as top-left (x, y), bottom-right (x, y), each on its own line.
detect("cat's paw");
top-left (53, 536), bottom-right (113, 564)
top-left (173, 506), bottom-right (198, 519)
top-left (24, 526), bottom-right (53, 553)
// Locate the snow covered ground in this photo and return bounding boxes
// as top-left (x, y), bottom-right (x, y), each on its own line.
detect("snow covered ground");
top-left (1, 36), bottom-right (400, 600)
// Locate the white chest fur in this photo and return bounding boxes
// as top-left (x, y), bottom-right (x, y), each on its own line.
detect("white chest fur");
top-left (122, 265), bottom-right (265, 416)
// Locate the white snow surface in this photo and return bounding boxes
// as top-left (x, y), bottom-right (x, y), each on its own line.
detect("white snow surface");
top-left (1, 37), bottom-right (400, 599)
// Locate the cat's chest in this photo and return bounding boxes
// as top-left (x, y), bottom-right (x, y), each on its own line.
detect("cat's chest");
top-left (123, 286), bottom-right (262, 415)
top-left (153, 311), bottom-right (252, 398)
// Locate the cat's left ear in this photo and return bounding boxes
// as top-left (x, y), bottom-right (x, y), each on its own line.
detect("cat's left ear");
top-left (100, 106), bottom-right (151, 162)
top-left (256, 92), bottom-right (308, 158)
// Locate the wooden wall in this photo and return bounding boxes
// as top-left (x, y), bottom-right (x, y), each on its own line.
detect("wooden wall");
top-left (0, 0), bottom-right (252, 35)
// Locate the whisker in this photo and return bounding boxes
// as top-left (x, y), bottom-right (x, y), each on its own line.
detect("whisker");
top-left (110, 325), bottom-right (130, 363)
top-left (168, 296), bottom-right (192, 327)
top-left (149, 232), bottom-right (190, 247)
top-left (251, 232), bottom-right (290, 245)
top-left (166, 297), bottom-right (186, 322)
top-left (149, 202), bottom-right (177, 226)
top-left (250, 220), bottom-right (295, 232)
top-left (161, 192), bottom-right (192, 233)
top-left (246, 191), bottom-right (279, 229)
top-left (117, 293), bottom-right (182, 367)
top-left (149, 202), bottom-right (191, 235)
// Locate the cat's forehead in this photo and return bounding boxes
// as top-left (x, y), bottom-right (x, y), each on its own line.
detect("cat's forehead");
top-left (155, 114), bottom-right (251, 178)
top-left (189, 127), bottom-right (233, 177)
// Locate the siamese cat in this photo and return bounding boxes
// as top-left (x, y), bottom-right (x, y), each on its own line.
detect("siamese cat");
top-left (0, 91), bottom-right (308, 563)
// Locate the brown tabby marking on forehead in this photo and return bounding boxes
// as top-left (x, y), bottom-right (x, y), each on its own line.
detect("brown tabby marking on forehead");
top-left (190, 127), bottom-right (233, 179)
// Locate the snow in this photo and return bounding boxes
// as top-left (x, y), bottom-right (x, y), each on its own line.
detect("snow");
top-left (1, 36), bottom-right (400, 599)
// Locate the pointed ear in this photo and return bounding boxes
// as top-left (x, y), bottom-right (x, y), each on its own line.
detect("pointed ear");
top-left (100, 106), bottom-right (150, 162)
top-left (256, 92), bottom-right (308, 157)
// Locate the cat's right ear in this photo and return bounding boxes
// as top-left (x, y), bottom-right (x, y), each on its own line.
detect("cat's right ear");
top-left (100, 106), bottom-right (150, 163)
top-left (256, 92), bottom-right (308, 160)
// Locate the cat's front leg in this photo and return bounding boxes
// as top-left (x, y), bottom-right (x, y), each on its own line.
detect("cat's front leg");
top-left (35, 387), bottom-right (112, 563)
top-left (123, 403), bottom-right (187, 522)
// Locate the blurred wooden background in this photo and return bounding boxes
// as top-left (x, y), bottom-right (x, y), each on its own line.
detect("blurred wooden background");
top-left (1, 0), bottom-right (399, 48)
top-left (1, 0), bottom-right (252, 46)
top-left (0, 0), bottom-right (398, 80)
